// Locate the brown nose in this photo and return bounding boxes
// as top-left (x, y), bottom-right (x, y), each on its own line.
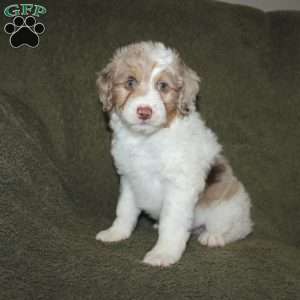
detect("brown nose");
top-left (137, 106), bottom-right (152, 120)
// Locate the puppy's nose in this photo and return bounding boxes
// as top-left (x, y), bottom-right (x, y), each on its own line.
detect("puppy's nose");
top-left (137, 106), bottom-right (152, 120)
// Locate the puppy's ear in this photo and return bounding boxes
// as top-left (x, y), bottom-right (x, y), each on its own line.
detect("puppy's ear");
top-left (178, 64), bottom-right (200, 115)
top-left (96, 62), bottom-right (114, 112)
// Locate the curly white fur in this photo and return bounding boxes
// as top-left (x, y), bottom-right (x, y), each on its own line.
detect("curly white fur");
top-left (95, 41), bottom-right (253, 267)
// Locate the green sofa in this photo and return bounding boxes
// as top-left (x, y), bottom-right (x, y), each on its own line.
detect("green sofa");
top-left (1, 0), bottom-right (299, 299)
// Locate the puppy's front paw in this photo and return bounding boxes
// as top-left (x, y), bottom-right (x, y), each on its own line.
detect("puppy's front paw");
top-left (96, 227), bottom-right (129, 243)
top-left (143, 248), bottom-right (179, 267)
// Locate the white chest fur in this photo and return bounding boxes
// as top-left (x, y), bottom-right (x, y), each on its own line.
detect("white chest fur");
top-left (111, 128), bottom-right (166, 218)
top-left (109, 112), bottom-right (221, 220)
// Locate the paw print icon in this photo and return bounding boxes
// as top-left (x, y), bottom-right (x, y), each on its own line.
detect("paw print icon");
top-left (4, 16), bottom-right (45, 48)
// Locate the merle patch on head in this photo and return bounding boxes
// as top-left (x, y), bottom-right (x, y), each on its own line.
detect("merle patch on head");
top-left (4, 16), bottom-right (45, 48)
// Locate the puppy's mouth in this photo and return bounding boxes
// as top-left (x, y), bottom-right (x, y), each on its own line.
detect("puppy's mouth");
top-left (128, 119), bottom-right (163, 134)
top-left (138, 119), bottom-right (152, 125)
top-left (131, 120), bottom-right (156, 129)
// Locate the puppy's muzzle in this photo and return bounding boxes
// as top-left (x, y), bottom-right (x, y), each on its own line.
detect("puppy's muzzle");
top-left (137, 106), bottom-right (152, 120)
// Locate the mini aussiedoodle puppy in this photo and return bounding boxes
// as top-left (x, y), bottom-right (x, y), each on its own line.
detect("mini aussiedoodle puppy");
top-left (95, 41), bottom-right (253, 267)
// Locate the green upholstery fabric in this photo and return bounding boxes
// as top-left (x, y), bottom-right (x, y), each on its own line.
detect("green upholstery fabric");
top-left (1, 1), bottom-right (299, 299)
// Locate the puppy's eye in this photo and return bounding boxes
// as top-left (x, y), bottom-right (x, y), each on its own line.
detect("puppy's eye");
top-left (156, 81), bottom-right (169, 93)
top-left (125, 76), bottom-right (138, 90)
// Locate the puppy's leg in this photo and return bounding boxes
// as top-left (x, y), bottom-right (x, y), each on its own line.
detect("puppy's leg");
top-left (195, 185), bottom-right (253, 247)
top-left (194, 156), bottom-right (253, 247)
top-left (96, 177), bottom-right (140, 242)
top-left (143, 187), bottom-right (198, 267)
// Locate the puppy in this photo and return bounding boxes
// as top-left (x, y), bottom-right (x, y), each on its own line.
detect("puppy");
top-left (95, 41), bottom-right (253, 267)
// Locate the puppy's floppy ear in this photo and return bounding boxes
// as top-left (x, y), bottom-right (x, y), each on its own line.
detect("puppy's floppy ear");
top-left (96, 62), bottom-right (114, 112)
top-left (178, 64), bottom-right (200, 115)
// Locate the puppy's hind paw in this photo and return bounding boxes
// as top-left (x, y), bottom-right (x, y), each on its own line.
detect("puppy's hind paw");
top-left (198, 231), bottom-right (225, 247)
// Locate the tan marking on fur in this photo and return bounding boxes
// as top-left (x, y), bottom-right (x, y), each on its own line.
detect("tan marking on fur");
top-left (199, 155), bottom-right (241, 208)
top-left (97, 43), bottom-right (156, 111)
top-left (116, 90), bottom-right (133, 111)
top-left (110, 52), bottom-right (157, 111)
top-left (224, 179), bottom-right (240, 198)
top-left (153, 70), bottom-right (182, 126)
top-left (177, 63), bottom-right (200, 115)
top-left (110, 61), bottom-right (153, 111)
